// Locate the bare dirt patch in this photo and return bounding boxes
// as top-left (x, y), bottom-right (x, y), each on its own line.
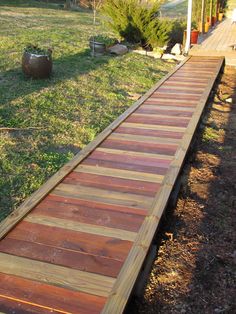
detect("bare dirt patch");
top-left (127, 66), bottom-right (236, 313)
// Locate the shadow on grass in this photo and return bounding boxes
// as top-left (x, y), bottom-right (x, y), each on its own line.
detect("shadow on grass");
top-left (0, 49), bottom-right (112, 126)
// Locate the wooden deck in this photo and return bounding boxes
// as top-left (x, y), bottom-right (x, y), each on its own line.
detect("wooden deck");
top-left (190, 18), bottom-right (236, 66)
top-left (0, 56), bottom-right (224, 314)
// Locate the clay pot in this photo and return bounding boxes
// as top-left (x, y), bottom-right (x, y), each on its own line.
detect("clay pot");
top-left (190, 30), bottom-right (199, 44)
top-left (211, 16), bottom-right (217, 26)
top-left (205, 22), bottom-right (210, 32)
top-left (89, 40), bottom-right (106, 55)
top-left (22, 51), bottom-right (52, 79)
top-left (199, 22), bottom-right (209, 33)
top-left (218, 12), bottom-right (224, 21)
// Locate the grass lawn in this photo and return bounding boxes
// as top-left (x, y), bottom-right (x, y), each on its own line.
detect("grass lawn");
top-left (0, 0), bottom-right (174, 221)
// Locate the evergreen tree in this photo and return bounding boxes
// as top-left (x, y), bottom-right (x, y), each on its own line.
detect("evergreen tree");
top-left (102, 0), bottom-right (171, 48)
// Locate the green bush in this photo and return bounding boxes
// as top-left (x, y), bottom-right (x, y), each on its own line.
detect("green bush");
top-left (168, 19), bottom-right (186, 45)
top-left (24, 44), bottom-right (52, 56)
top-left (101, 0), bottom-right (171, 49)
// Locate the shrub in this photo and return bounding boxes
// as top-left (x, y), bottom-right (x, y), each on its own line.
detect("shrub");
top-left (168, 19), bottom-right (186, 45)
top-left (24, 45), bottom-right (52, 56)
top-left (101, 0), bottom-right (171, 49)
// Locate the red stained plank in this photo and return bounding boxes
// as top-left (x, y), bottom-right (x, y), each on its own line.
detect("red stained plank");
top-left (6, 221), bottom-right (132, 261)
top-left (136, 107), bottom-right (193, 117)
top-left (166, 78), bottom-right (208, 84)
top-left (0, 297), bottom-right (52, 314)
top-left (100, 139), bottom-right (177, 156)
top-left (33, 192), bottom-right (145, 232)
top-left (171, 72), bottom-right (211, 77)
top-left (47, 194), bottom-right (148, 216)
top-left (164, 81), bottom-right (206, 88)
top-left (152, 93), bottom-right (200, 100)
top-left (157, 88), bottom-right (202, 95)
top-left (82, 158), bottom-right (168, 176)
top-left (0, 238), bottom-right (123, 278)
top-left (0, 273), bottom-right (106, 314)
top-left (126, 115), bottom-right (189, 127)
top-left (116, 126), bottom-right (184, 139)
top-left (177, 68), bottom-right (213, 73)
top-left (181, 65), bottom-right (216, 70)
top-left (65, 171), bottom-right (160, 196)
top-left (144, 100), bottom-right (197, 107)
top-left (89, 150), bottom-right (171, 168)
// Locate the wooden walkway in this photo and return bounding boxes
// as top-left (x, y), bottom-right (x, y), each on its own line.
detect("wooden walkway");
top-left (0, 56), bottom-right (224, 314)
top-left (190, 18), bottom-right (236, 66)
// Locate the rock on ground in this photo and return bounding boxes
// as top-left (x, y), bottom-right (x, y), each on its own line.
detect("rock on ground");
top-left (108, 44), bottom-right (128, 55)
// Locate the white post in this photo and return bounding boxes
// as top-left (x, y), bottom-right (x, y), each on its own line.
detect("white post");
top-left (184, 0), bottom-right (193, 55)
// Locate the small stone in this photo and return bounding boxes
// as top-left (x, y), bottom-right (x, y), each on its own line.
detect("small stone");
top-left (171, 43), bottom-right (182, 55)
top-left (161, 53), bottom-right (176, 60)
top-left (108, 44), bottom-right (128, 55)
top-left (225, 98), bottom-right (232, 103)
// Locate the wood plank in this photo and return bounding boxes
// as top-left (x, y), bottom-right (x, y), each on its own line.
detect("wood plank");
top-left (125, 115), bottom-right (189, 127)
top-left (26, 214), bottom-right (137, 242)
top-left (152, 93), bottom-right (200, 100)
top-left (0, 295), bottom-right (56, 314)
top-left (0, 57), bottom-right (191, 240)
top-left (145, 98), bottom-right (197, 106)
top-left (115, 126), bottom-right (184, 139)
top-left (0, 253), bottom-right (115, 298)
top-left (155, 88), bottom-right (203, 95)
top-left (101, 56), bottom-right (224, 313)
top-left (0, 272), bottom-right (106, 314)
top-left (177, 69), bottom-right (214, 74)
top-left (33, 193), bottom-right (145, 231)
top-left (83, 158), bottom-right (168, 176)
top-left (130, 112), bottom-right (191, 122)
top-left (75, 164), bottom-right (164, 183)
top-left (0, 237), bottom-right (123, 278)
top-left (109, 132), bottom-right (181, 145)
top-left (131, 112), bottom-right (191, 121)
top-left (138, 104), bottom-right (195, 112)
top-left (89, 149), bottom-right (171, 168)
top-left (6, 221), bottom-right (132, 261)
top-left (122, 122), bottom-right (185, 132)
top-left (63, 172), bottom-right (159, 197)
top-left (181, 65), bottom-right (216, 69)
top-left (170, 75), bottom-right (210, 81)
top-left (52, 183), bottom-right (153, 210)
top-left (136, 107), bottom-right (193, 117)
top-left (166, 77), bottom-right (208, 83)
top-left (96, 147), bottom-right (174, 161)
top-left (100, 138), bottom-right (178, 156)
top-left (164, 81), bottom-right (206, 87)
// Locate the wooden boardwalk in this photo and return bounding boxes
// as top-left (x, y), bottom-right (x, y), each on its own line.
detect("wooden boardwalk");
top-left (0, 56), bottom-right (224, 314)
top-left (190, 18), bottom-right (236, 66)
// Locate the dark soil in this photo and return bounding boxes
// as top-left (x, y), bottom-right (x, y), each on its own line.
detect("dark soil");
top-left (127, 66), bottom-right (236, 314)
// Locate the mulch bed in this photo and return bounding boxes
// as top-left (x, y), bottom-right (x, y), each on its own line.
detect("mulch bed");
top-left (127, 66), bottom-right (236, 314)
